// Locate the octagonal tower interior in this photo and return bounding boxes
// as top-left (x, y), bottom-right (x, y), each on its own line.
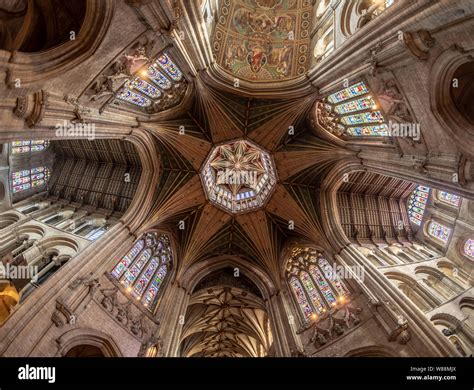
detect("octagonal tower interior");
top-left (200, 139), bottom-right (277, 214)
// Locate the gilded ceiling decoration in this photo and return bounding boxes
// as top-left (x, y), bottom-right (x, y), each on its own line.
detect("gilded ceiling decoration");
top-left (200, 139), bottom-right (277, 214)
top-left (212, 0), bottom-right (313, 80)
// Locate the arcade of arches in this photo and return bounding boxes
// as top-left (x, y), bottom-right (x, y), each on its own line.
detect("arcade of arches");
top-left (0, 0), bottom-right (473, 358)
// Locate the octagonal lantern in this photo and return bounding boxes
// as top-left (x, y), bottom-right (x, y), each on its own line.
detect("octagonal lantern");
top-left (200, 139), bottom-right (277, 214)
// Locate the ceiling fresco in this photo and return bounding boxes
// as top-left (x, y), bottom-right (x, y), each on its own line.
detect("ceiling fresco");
top-left (212, 0), bottom-right (313, 81)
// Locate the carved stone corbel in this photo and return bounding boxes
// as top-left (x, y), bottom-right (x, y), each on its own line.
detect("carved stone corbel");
top-left (51, 298), bottom-right (76, 328)
top-left (13, 90), bottom-right (49, 128)
top-left (403, 30), bottom-right (435, 61)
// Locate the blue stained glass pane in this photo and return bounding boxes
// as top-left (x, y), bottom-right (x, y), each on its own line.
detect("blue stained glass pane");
top-left (87, 228), bottom-right (106, 241)
top-left (12, 146), bottom-right (30, 154)
top-left (13, 177), bottom-right (30, 186)
top-left (133, 258), bottom-right (159, 299)
top-left (111, 239), bottom-right (145, 278)
top-left (31, 167), bottom-right (45, 174)
top-left (464, 238), bottom-right (473, 259)
top-left (12, 141), bottom-right (31, 147)
top-left (317, 258), bottom-right (349, 297)
top-left (328, 82), bottom-right (369, 104)
top-left (117, 88), bottom-right (151, 107)
top-left (131, 78), bottom-right (162, 98)
top-left (346, 124), bottom-right (389, 136)
top-left (341, 111), bottom-right (384, 125)
top-left (408, 185), bottom-right (430, 226)
top-left (335, 96), bottom-right (376, 114)
top-left (31, 173), bottom-right (44, 181)
top-left (428, 221), bottom-right (451, 243)
top-left (121, 249), bottom-right (151, 288)
top-left (289, 276), bottom-right (314, 320)
top-left (308, 265), bottom-right (336, 304)
top-left (12, 170), bottom-right (30, 179)
top-left (143, 265), bottom-right (167, 307)
top-left (156, 53), bottom-right (183, 82)
top-left (300, 271), bottom-right (325, 314)
top-left (438, 191), bottom-right (461, 207)
top-left (146, 66), bottom-right (172, 90)
top-left (12, 183), bottom-right (31, 193)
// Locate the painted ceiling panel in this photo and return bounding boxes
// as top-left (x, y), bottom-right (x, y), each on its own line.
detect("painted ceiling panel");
top-left (212, 0), bottom-right (313, 81)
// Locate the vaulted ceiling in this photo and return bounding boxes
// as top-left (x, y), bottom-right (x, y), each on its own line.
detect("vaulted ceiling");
top-left (180, 281), bottom-right (272, 357)
top-left (140, 82), bottom-right (354, 282)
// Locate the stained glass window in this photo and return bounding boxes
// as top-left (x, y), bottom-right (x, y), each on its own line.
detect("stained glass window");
top-left (341, 111), bottom-right (384, 125)
top-left (289, 277), bottom-right (314, 321)
top-left (287, 247), bottom-right (350, 323)
top-left (408, 185), bottom-right (430, 226)
top-left (334, 96), bottom-right (376, 114)
top-left (11, 140), bottom-right (49, 154)
top-left (110, 232), bottom-right (173, 311)
top-left (308, 265), bottom-right (336, 304)
top-left (146, 65), bottom-right (173, 90)
top-left (427, 221), bottom-right (451, 243)
top-left (318, 258), bottom-right (350, 297)
top-left (117, 87), bottom-right (151, 107)
top-left (437, 191), bottom-right (461, 207)
top-left (324, 81), bottom-right (389, 137)
top-left (115, 52), bottom-right (183, 109)
top-left (463, 239), bottom-right (474, 259)
top-left (346, 125), bottom-right (389, 136)
top-left (156, 53), bottom-right (183, 81)
top-left (86, 227), bottom-right (107, 242)
top-left (327, 82), bottom-right (369, 104)
top-left (131, 78), bottom-right (162, 99)
top-left (11, 166), bottom-right (50, 193)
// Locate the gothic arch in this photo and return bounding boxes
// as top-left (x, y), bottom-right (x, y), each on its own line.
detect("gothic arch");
top-left (453, 233), bottom-right (474, 262)
top-left (344, 344), bottom-right (399, 357)
top-left (179, 255), bottom-right (277, 299)
top-left (414, 266), bottom-right (463, 300)
top-left (436, 260), bottom-right (471, 288)
top-left (56, 328), bottom-right (123, 357)
top-left (430, 46), bottom-right (474, 159)
top-left (384, 271), bottom-right (439, 312)
top-left (430, 312), bottom-right (472, 356)
top-left (0, 212), bottom-right (20, 229)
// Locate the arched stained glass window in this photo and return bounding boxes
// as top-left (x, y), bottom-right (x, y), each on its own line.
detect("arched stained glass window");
top-left (437, 191), bottom-right (461, 207)
top-left (323, 81), bottom-right (388, 137)
top-left (145, 65), bottom-right (172, 90)
top-left (11, 140), bottom-right (49, 154)
top-left (427, 221), bottom-right (451, 243)
top-left (334, 96), bottom-right (376, 114)
top-left (11, 166), bottom-right (50, 193)
top-left (463, 239), bottom-right (473, 259)
top-left (156, 53), bottom-right (183, 81)
top-left (115, 52), bottom-right (183, 109)
top-left (117, 87), bottom-right (151, 107)
top-left (327, 82), bottom-right (369, 103)
top-left (130, 78), bottom-right (162, 99)
top-left (340, 111), bottom-right (384, 125)
top-left (287, 247), bottom-right (350, 323)
top-left (408, 185), bottom-right (430, 226)
top-left (111, 232), bottom-right (173, 310)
